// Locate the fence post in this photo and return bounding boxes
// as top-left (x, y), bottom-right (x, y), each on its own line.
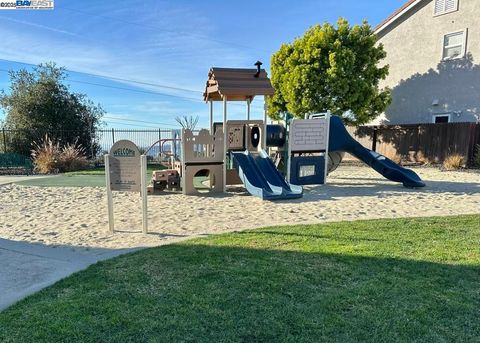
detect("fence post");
top-left (89, 120), bottom-right (94, 159)
top-left (111, 128), bottom-right (115, 145)
top-left (158, 128), bottom-right (161, 159)
top-left (2, 128), bottom-right (6, 153)
top-left (172, 130), bottom-right (177, 159)
top-left (372, 126), bottom-right (378, 152)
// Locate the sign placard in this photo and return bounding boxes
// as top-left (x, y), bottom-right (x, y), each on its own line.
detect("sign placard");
top-left (109, 140), bottom-right (141, 192)
top-left (105, 140), bottom-right (148, 234)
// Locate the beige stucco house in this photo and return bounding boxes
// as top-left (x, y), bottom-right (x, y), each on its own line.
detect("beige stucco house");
top-left (374, 0), bottom-right (480, 124)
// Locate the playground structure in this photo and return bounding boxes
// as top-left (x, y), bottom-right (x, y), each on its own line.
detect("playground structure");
top-left (147, 62), bottom-right (425, 199)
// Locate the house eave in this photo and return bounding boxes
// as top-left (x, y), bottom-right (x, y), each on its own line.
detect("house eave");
top-left (374, 0), bottom-right (424, 36)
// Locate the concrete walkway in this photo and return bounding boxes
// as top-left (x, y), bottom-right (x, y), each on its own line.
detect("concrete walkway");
top-left (0, 238), bottom-right (135, 311)
top-left (0, 175), bottom-right (53, 185)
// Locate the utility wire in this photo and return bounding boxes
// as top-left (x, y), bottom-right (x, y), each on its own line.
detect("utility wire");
top-left (0, 65), bottom-right (266, 109)
top-left (0, 68), bottom-right (203, 102)
top-left (68, 79), bottom-right (204, 102)
top-left (104, 116), bottom-right (179, 127)
top-left (0, 58), bottom-right (202, 93)
top-left (103, 121), bottom-right (157, 128)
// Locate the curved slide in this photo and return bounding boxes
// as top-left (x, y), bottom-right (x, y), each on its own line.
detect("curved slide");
top-left (328, 116), bottom-right (425, 188)
top-left (231, 150), bottom-right (303, 200)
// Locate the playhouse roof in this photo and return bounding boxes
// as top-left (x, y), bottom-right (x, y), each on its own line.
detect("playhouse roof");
top-left (203, 67), bottom-right (275, 102)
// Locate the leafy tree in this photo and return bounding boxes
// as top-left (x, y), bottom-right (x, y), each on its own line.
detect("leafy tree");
top-left (267, 18), bottom-right (391, 125)
top-left (0, 63), bottom-right (104, 157)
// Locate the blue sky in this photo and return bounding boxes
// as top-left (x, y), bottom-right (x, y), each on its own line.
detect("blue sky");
top-left (0, 0), bottom-right (406, 129)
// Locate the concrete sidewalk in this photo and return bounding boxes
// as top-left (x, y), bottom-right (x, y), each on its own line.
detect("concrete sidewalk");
top-left (0, 239), bottom-right (136, 311)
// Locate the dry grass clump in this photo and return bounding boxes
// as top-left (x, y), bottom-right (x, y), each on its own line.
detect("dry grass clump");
top-left (31, 136), bottom-right (87, 174)
top-left (31, 135), bottom-right (60, 174)
top-left (59, 141), bottom-right (87, 172)
top-left (413, 151), bottom-right (430, 165)
top-left (385, 151), bottom-right (402, 165)
top-left (443, 154), bottom-right (465, 170)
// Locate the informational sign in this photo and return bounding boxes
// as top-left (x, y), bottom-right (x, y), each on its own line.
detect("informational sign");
top-left (105, 140), bottom-right (148, 234)
top-left (108, 140), bottom-right (141, 192)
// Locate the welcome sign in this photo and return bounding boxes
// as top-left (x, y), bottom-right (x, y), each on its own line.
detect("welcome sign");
top-left (108, 140), bottom-right (141, 192)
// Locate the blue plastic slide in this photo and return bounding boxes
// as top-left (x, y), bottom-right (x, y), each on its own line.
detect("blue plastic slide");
top-left (328, 116), bottom-right (425, 188)
top-left (231, 150), bottom-right (303, 200)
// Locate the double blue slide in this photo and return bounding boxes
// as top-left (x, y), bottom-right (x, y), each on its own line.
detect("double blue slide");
top-left (231, 116), bottom-right (425, 200)
top-left (231, 150), bottom-right (303, 200)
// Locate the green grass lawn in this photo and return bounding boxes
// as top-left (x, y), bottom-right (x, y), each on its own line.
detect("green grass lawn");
top-left (1, 215), bottom-right (479, 342)
top-left (14, 163), bottom-right (167, 187)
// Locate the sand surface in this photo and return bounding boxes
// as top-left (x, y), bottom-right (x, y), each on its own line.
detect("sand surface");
top-left (1, 165), bottom-right (479, 251)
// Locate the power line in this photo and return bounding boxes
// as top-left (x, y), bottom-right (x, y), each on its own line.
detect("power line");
top-left (104, 116), bottom-right (179, 127)
top-left (102, 120), bottom-right (161, 129)
top-left (103, 121), bottom-right (155, 128)
top-left (68, 79), bottom-right (204, 102)
top-left (0, 68), bottom-right (202, 102)
top-left (0, 65), bottom-right (266, 110)
top-left (0, 58), bottom-right (202, 94)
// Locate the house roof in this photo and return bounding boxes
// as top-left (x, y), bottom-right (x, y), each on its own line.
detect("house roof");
top-left (374, 0), bottom-right (425, 35)
top-left (203, 67), bottom-right (275, 102)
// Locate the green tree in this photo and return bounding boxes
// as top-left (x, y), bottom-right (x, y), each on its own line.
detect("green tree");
top-left (0, 63), bottom-right (104, 157)
top-left (268, 18), bottom-right (391, 125)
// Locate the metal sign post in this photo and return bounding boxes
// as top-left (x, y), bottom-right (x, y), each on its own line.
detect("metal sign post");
top-left (104, 154), bottom-right (115, 234)
top-left (140, 154), bottom-right (148, 234)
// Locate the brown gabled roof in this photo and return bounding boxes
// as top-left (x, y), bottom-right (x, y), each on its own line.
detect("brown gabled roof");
top-left (203, 67), bottom-right (275, 102)
top-left (374, 0), bottom-right (423, 34)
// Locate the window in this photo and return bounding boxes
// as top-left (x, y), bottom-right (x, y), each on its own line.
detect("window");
top-left (442, 30), bottom-right (467, 60)
top-left (299, 165), bottom-right (315, 177)
top-left (433, 114), bottom-right (451, 123)
top-left (434, 0), bottom-right (459, 16)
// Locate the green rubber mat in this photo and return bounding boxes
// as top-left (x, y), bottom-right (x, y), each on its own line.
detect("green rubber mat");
top-left (14, 175), bottom-right (107, 188)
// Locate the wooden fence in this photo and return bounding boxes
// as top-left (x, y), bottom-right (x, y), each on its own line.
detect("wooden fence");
top-left (346, 122), bottom-right (480, 165)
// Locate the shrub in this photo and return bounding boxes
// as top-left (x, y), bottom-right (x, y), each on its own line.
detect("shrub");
top-left (385, 151), bottom-right (402, 165)
top-left (58, 140), bottom-right (87, 172)
top-left (443, 154), bottom-right (465, 170)
top-left (474, 144), bottom-right (480, 168)
top-left (413, 151), bottom-right (430, 165)
top-left (31, 136), bottom-right (88, 173)
top-left (31, 135), bottom-right (60, 174)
